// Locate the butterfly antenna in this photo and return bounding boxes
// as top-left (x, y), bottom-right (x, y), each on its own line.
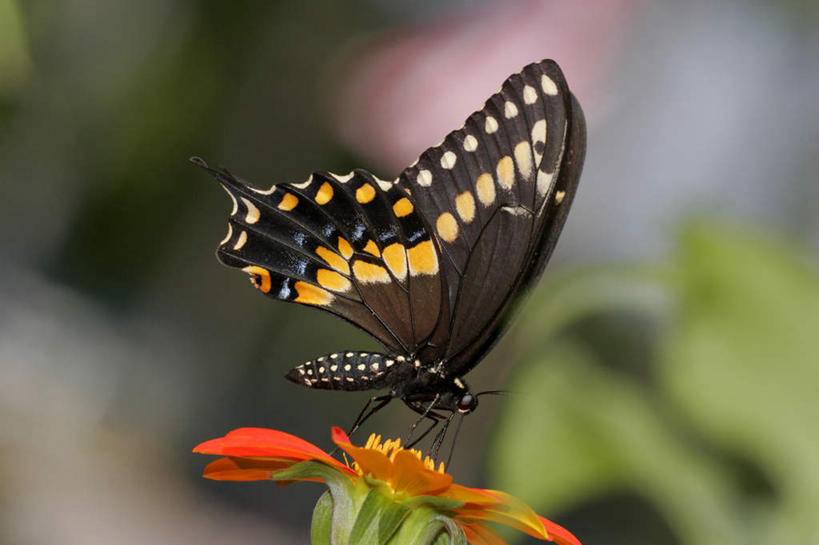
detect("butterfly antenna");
top-left (475, 389), bottom-right (510, 397)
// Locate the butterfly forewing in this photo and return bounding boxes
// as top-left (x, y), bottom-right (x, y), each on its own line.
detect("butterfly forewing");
top-left (396, 59), bottom-right (584, 374)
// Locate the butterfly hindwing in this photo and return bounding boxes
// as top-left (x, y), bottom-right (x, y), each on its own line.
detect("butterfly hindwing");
top-left (204, 164), bottom-right (448, 356)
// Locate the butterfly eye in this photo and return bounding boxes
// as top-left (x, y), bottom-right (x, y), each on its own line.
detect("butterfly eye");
top-left (457, 394), bottom-right (477, 414)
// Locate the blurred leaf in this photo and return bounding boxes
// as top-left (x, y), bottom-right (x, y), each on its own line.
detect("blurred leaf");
top-left (0, 0), bottom-right (30, 97)
top-left (660, 223), bottom-right (819, 543)
top-left (491, 221), bottom-right (819, 545)
top-left (490, 341), bottom-right (743, 545)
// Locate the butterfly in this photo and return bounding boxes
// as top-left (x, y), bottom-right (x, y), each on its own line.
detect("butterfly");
top-left (194, 59), bottom-right (585, 443)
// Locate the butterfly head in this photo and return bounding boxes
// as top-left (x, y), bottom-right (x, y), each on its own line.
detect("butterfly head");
top-left (446, 376), bottom-right (478, 415)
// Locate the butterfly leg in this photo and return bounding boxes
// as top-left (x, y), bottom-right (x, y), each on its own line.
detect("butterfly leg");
top-left (347, 394), bottom-right (393, 438)
top-left (430, 412), bottom-right (456, 460)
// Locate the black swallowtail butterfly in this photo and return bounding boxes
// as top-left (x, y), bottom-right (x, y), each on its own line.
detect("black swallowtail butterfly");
top-left (194, 59), bottom-right (585, 441)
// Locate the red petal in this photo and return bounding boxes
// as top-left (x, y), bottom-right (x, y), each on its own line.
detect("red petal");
top-left (202, 457), bottom-right (292, 481)
top-left (194, 428), bottom-right (348, 472)
top-left (539, 515), bottom-right (582, 545)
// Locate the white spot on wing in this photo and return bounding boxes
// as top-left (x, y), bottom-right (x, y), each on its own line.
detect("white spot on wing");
top-left (523, 85), bottom-right (537, 104)
top-left (463, 135), bottom-right (478, 151)
top-left (250, 184), bottom-right (276, 195)
top-left (485, 116), bottom-right (498, 134)
top-left (417, 169), bottom-right (432, 186)
top-left (541, 74), bottom-right (558, 96)
top-left (291, 175), bottom-right (313, 189)
top-left (240, 197), bottom-right (260, 224)
top-left (333, 172), bottom-right (354, 183)
top-left (537, 170), bottom-right (555, 196)
top-left (221, 185), bottom-right (238, 215)
top-left (440, 151), bottom-right (457, 169)
top-left (233, 230), bottom-right (248, 250)
top-left (504, 101), bottom-right (519, 118)
top-left (220, 223), bottom-right (233, 245)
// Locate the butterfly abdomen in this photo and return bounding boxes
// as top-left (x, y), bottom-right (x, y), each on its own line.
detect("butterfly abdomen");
top-left (285, 351), bottom-right (415, 391)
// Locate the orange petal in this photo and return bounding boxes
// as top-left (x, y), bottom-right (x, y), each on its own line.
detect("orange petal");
top-left (195, 428), bottom-right (346, 471)
top-left (440, 483), bottom-right (498, 505)
top-left (202, 457), bottom-right (293, 481)
top-left (539, 515), bottom-right (582, 545)
top-left (456, 489), bottom-right (546, 539)
top-left (459, 522), bottom-right (507, 545)
top-left (390, 450), bottom-right (452, 496)
top-left (332, 430), bottom-right (393, 481)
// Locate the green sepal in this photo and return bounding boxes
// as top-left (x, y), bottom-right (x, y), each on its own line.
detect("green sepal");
top-left (311, 491), bottom-right (334, 545)
top-left (273, 461), bottom-right (358, 545)
top-left (347, 489), bottom-right (411, 545)
top-left (402, 494), bottom-right (465, 513)
top-left (386, 506), bottom-right (467, 545)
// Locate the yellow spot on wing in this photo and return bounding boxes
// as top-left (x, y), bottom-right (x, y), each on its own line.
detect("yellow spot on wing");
top-left (315, 246), bottom-right (350, 275)
top-left (337, 237), bottom-right (353, 259)
top-left (315, 182), bottom-right (333, 205)
top-left (455, 191), bottom-right (475, 223)
top-left (514, 141), bottom-right (533, 178)
top-left (240, 197), bottom-right (260, 224)
top-left (555, 189), bottom-right (566, 204)
top-left (352, 260), bottom-right (391, 284)
top-left (476, 173), bottom-right (495, 206)
top-left (496, 156), bottom-right (515, 189)
top-left (242, 265), bottom-right (271, 293)
top-left (317, 269), bottom-right (351, 292)
top-left (278, 192), bottom-right (298, 211)
top-left (382, 243), bottom-right (407, 280)
top-left (392, 197), bottom-right (414, 218)
top-left (407, 240), bottom-right (438, 275)
top-left (294, 281), bottom-right (334, 305)
top-left (363, 239), bottom-right (381, 257)
top-left (436, 212), bottom-right (459, 243)
top-left (356, 183), bottom-right (376, 204)
top-left (233, 230), bottom-right (248, 250)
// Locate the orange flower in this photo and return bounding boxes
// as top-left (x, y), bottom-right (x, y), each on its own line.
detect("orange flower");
top-left (194, 427), bottom-right (581, 545)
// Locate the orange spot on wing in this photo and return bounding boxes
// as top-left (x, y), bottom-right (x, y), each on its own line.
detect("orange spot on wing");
top-left (407, 240), bottom-right (439, 275)
top-left (352, 260), bottom-right (391, 284)
top-left (337, 237), bottom-right (353, 259)
top-left (382, 243), bottom-right (407, 280)
top-left (363, 239), bottom-right (381, 257)
top-left (315, 182), bottom-right (333, 205)
top-left (278, 192), bottom-right (298, 211)
top-left (356, 183), bottom-right (376, 204)
top-left (316, 269), bottom-right (351, 292)
top-left (392, 197), bottom-right (414, 217)
top-left (294, 281), bottom-right (334, 305)
top-left (315, 246), bottom-right (350, 275)
top-left (242, 266), bottom-right (272, 293)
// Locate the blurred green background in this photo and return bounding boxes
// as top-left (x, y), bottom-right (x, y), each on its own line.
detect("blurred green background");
top-left (1, 1), bottom-right (818, 544)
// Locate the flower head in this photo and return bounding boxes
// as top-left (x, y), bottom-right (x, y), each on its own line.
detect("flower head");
top-left (195, 427), bottom-right (580, 545)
